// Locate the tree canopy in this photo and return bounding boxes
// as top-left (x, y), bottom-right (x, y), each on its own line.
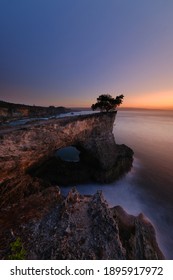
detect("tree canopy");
top-left (91, 94), bottom-right (124, 112)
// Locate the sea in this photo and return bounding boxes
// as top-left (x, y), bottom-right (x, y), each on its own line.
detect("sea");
top-left (61, 109), bottom-right (173, 259)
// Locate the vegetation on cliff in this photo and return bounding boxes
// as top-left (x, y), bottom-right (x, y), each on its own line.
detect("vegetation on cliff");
top-left (91, 94), bottom-right (124, 112)
top-left (8, 238), bottom-right (26, 260)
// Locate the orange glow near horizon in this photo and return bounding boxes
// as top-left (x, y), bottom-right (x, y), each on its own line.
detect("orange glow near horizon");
top-left (121, 91), bottom-right (173, 110)
top-left (1, 86), bottom-right (173, 110)
top-left (82, 91), bottom-right (173, 110)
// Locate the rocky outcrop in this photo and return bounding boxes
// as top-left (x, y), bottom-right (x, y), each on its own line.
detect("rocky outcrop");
top-left (0, 112), bottom-right (133, 188)
top-left (0, 188), bottom-right (164, 260)
top-left (0, 111), bottom-right (163, 260)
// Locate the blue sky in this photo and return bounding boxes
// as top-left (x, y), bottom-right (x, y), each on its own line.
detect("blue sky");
top-left (0, 0), bottom-right (173, 108)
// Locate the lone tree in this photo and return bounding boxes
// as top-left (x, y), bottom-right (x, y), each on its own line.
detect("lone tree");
top-left (91, 94), bottom-right (124, 112)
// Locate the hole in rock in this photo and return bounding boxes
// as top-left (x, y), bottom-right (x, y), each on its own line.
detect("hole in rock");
top-left (55, 146), bottom-right (80, 162)
top-left (27, 145), bottom-right (94, 185)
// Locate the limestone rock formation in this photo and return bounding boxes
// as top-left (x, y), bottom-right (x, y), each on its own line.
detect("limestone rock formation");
top-left (0, 112), bottom-right (133, 189)
top-left (0, 188), bottom-right (164, 260)
top-left (0, 112), bottom-right (163, 260)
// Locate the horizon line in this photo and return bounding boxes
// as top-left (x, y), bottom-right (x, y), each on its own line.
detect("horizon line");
top-left (1, 100), bottom-right (173, 111)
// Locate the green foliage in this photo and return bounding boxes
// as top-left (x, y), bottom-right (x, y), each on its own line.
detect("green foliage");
top-left (91, 94), bottom-right (124, 112)
top-left (8, 237), bottom-right (26, 260)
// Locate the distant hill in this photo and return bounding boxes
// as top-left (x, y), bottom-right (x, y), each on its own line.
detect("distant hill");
top-left (0, 100), bottom-right (71, 123)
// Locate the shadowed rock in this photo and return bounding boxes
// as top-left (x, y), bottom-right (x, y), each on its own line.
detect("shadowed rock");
top-left (0, 112), bottom-right (133, 189)
top-left (0, 189), bottom-right (164, 260)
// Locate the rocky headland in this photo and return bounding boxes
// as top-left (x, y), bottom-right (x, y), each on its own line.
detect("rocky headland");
top-left (0, 111), bottom-right (164, 259)
top-left (0, 111), bottom-right (133, 186)
top-left (0, 100), bottom-right (70, 124)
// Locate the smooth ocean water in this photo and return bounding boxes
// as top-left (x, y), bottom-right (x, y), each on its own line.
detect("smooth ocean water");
top-left (61, 109), bottom-right (173, 259)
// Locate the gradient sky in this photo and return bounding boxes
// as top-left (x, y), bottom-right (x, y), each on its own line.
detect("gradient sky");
top-left (0, 0), bottom-right (173, 108)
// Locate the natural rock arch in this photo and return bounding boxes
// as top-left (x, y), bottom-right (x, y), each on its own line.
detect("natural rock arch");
top-left (0, 112), bottom-right (133, 185)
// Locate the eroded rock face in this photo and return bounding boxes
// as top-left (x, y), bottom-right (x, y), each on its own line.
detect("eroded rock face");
top-left (0, 112), bottom-right (162, 260)
top-left (0, 112), bottom-right (133, 188)
top-left (0, 188), bottom-right (164, 260)
top-left (112, 206), bottom-right (164, 260)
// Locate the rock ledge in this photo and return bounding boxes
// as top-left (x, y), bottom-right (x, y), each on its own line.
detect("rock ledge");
top-left (0, 187), bottom-right (164, 260)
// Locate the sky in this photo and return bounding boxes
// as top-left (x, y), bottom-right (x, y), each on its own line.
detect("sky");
top-left (0, 0), bottom-right (173, 109)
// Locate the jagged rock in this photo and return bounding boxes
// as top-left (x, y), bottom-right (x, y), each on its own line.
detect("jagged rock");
top-left (64, 187), bottom-right (80, 205)
top-left (112, 206), bottom-right (164, 259)
top-left (0, 189), bottom-right (164, 260)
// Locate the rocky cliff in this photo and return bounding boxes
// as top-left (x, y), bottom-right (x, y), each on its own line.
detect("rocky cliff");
top-left (0, 112), bottom-right (164, 259)
top-left (0, 188), bottom-right (164, 260)
top-left (0, 112), bottom-right (133, 188)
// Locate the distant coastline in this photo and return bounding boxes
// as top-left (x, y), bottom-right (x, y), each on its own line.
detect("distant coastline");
top-left (0, 100), bottom-right (71, 124)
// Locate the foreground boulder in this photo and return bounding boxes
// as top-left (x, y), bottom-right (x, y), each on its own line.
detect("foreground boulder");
top-left (0, 188), bottom-right (164, 260)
